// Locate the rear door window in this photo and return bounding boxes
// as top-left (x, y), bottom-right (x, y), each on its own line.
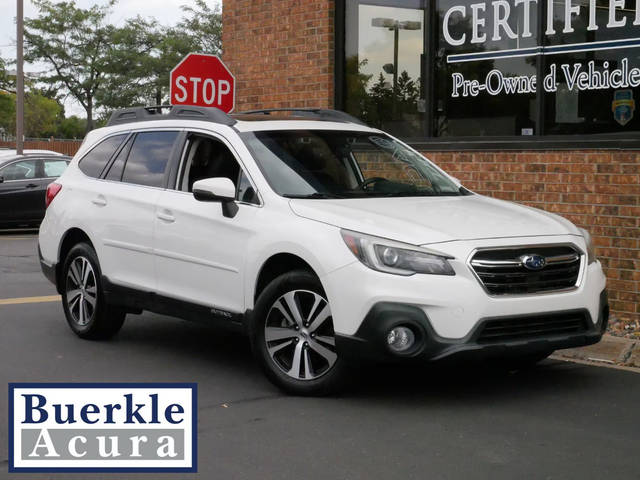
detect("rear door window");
top-left (43, 159), bottom-right (69, 178)
top-left (0, 159), bottom-right (40, 181)
top-left (79, 135), bottom-right (127, 178)
top-left (121, 131), bottom-right (179, 188)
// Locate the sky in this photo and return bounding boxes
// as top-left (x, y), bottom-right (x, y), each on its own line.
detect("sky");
top-left (0, 0), bottom-right (221, 116)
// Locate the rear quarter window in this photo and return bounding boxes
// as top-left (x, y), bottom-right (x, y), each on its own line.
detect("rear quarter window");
top-left (79, 134), bottom-right (127, 178)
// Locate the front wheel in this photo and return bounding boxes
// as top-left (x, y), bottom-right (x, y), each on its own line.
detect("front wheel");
top-left (250, 270), bottom-right (348, 395)
top-left (61, 243), bottom-right (126, 340)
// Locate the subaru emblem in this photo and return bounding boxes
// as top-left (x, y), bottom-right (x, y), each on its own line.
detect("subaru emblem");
top-left (520, 254), bottom-right (546, 270)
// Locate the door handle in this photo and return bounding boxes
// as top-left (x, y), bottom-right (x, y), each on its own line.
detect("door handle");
top-left (25, 183), bottom-right (38, 189)
top-left (91, 196), bottom-right (107, 207)
top-left (157, 211), bottom-right (175, 223)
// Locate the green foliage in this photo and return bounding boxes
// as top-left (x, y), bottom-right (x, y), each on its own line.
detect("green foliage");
top-left (16, 0), bottom-right (223, 135)
top-left (57, 115), bottom-right (86, 139)
top-left (24, 0), bottom-right (117, 131)
top-left (0, 90), bottom-right (63, 137)
top-left (0, 58), bottom-right (16, 93)
top-left (0, 92), bottom-right (16, 135)
top-left (177, 0), bottom-right (222, 55)
top-left (24, 91), bottom-right (62, 137)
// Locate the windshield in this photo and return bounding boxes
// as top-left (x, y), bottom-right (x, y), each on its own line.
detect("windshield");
top-left (240, 130), bottom-right (464, 198)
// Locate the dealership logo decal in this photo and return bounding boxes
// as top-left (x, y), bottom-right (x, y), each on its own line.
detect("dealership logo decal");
top-left (612, 89), bottom-right (635, 126)
top-left (9, 383), bottom-right (197, 472)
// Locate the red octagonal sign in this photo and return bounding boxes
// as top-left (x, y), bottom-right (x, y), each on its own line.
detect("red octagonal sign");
top-left (170, 53), bottom-right (235, 113)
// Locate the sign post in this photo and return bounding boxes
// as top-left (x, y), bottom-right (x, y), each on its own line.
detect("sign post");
top-left (170, 53), bottom-right (235, 113)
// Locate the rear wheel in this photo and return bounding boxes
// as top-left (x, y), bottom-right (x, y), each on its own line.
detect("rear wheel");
top-left (61, 243), bottom-right (125, 339)
top-left (251, 270), bottom-right (348, 395)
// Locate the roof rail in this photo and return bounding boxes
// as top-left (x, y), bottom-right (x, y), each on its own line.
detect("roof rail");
top-left (238, 108), bottom-right (368, 126)
top-left (106, 105), bottom-right (237, 127)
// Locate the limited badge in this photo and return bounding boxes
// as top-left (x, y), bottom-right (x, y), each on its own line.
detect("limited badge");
top-left (612, 89), bottom-right (635, 126)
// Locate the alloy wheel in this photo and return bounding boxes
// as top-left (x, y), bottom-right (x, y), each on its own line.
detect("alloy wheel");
top-left (264, 289), bottom-right (337, 380)
top-left (65, 256), bottom-right (98, 326)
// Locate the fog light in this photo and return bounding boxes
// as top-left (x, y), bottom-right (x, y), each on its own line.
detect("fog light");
top-left (386, 326), bottom-right (415, 353)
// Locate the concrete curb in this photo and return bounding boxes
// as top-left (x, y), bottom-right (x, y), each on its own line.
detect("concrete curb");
top-left (554, 334), bottom-right (640, 370)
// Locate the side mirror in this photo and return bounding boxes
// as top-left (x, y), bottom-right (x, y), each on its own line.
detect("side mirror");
top-left (193, 177), bottom-right (236, 202)
top-left (0, 176), bottom-right (4, 184)
top-left (192, 177), bottom-right (239, 218)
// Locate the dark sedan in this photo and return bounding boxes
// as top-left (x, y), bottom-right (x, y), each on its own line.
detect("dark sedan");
top-left (0, 154), bottom-right (71, 228)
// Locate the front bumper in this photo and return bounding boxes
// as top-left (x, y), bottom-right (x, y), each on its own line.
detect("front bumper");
top-left (335, 290), bottom-right (609, 364)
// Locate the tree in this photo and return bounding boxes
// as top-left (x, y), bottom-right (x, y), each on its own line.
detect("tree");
top-left (24, 91), bottom-right (62, 137)
top-left (0, 58), bottom-right (16, 93)
top-left (0, 92), bottom-right (16, 136)
top-left (0, 90), bottom-right (61, 137)
top-left (24, 0), bottom-right (116, 132)
top-left (98, 18), bottom-right (194, 109)
top-left (57, 115), bottom-right (86, 139)
top-left (177, 0), bottom-right (222, 55)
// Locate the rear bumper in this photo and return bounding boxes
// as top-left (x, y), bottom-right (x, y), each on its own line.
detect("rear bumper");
top-left (335, 290), bottom-right (609, 364)
top-left (38, 245), bottom-right (58, 288)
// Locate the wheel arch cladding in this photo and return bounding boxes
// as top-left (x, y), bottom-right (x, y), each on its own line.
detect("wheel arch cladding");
top-left (254, 253), bottom-right (319, 303)
top-left (56, 228), bottom-right (95, 293)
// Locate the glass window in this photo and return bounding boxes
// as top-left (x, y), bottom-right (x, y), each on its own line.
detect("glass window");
top-left (178, 136), bottom-right (240, 192)
top-left (104, 136), bottom-right (133, 182)
top-left (544, 0), bottom-right (640, 134)
top-left (435, 0), bottom-right (538, 136)
top-left (79, 135), bottom-right (126, 178)
top-left (344, 1), bottom-right (426, 137)
top-left (237, 170), bottom-right (259, 204)
top-left (0, 159), bottom-right (39, 181)
top-left (43, 159), bottom-right (68, 178)
top-left (339, 0), bottom-right (640, 139)
top-left (240, 130), bottom-right (462, 198)
top-left (121, 131), bottom-right (179, 188)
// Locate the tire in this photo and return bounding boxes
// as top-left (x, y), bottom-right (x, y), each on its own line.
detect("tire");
top-left (250, 270), bottom-right (348, 396)
top-left (61, 242), bottom-right (126, 340)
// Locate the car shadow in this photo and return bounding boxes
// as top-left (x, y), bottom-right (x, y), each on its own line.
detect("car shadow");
top-left (108, 312), bottom-right (601, 405)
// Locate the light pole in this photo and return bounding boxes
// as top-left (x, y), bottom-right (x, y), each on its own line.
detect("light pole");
top-left (371, 18), bottom-right (421, 116)
top-left (16, 0), bottom-right (24, 155)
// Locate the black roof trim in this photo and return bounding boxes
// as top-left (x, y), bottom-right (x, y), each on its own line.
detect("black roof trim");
top-left (238, 108), bottom-right (368, 126)
top-left (106, 105), bottom-right (237, 127)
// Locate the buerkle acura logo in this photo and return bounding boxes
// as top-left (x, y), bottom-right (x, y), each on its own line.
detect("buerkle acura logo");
top-left (9, 383), bottom-right (197, 473)
top-left (520, 254), bottom-right (547, 271)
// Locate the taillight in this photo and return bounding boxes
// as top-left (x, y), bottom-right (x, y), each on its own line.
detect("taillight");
top-left (45, 183), bottom-right (62, 208)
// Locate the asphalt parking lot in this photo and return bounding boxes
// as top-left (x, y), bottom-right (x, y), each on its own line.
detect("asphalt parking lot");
top-left (1, 231), bottom-right (639, 480)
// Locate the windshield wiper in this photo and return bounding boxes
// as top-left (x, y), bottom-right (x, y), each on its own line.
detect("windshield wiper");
top-left (282, 193), bottom-right (344, 199)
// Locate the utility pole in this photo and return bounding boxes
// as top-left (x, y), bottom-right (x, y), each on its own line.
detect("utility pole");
top-left (16, 0), bottom-right (24, 155)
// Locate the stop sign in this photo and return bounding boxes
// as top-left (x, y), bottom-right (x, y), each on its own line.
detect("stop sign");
top-left (170, 53), bottom-right (235, 113)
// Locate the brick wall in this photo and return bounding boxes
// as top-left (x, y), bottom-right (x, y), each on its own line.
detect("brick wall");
top-left (429, 150), bottom-right (640, 328)
top-left (222, 0), bottom-right (639, 328)
top-left (222, 0), bottom-right (335, 111)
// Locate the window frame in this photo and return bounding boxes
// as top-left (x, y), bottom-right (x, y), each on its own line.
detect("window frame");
top-left (112, 129), bottom-right (183, 190)
top-left (171, 130), bottom-right (263, 207)
top-left (334, 0), bottom-right (640, 150)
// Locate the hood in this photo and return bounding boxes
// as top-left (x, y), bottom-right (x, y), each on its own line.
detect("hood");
top-left (289, 195), bottom-right (579, 245)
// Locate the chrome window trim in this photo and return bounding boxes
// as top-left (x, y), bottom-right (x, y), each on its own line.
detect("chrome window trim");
top-left (466, 243), bottom-right (586, 298)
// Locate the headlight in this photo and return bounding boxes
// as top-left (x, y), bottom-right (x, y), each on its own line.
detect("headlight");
top-left (579, 227), bottom-right (596, 264)
top-left (340, 230), bottom-right (455, 276)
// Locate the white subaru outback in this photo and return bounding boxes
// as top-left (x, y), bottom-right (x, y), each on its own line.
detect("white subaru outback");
top-left (38, 106), bottom-right (608, 395)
